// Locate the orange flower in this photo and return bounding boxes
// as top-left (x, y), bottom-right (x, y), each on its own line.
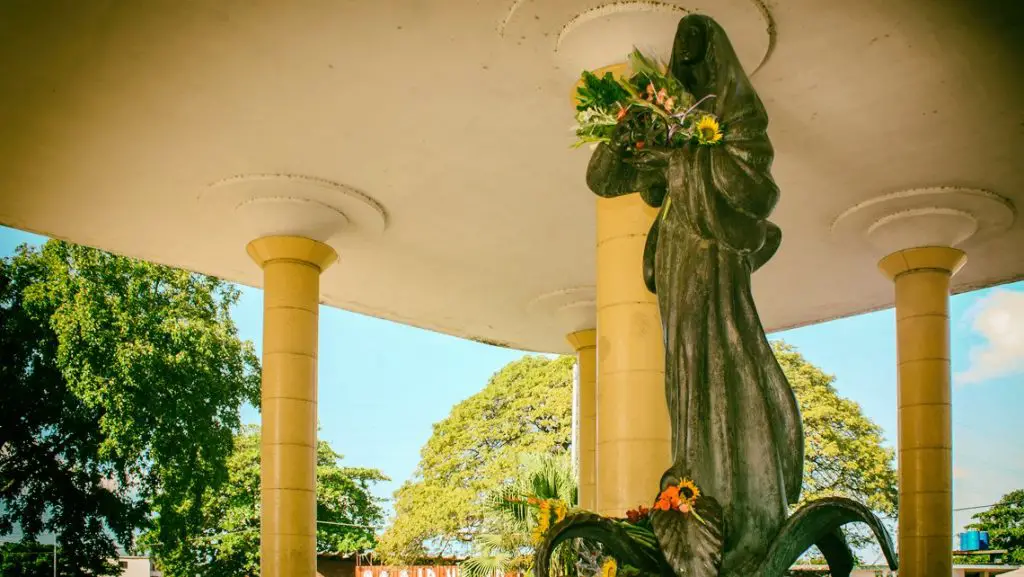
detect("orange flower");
top-left (662, 486), bottom-right (680, 502)
top-left (663, 97), bottom-right (675, 112)
top-left (654, 481), bottom-right (701, 513)
top-left (626, 506), bottom-right (650, 523)
top-left (654, 485), bottom-right (680, 511)
top-left (656, 88), bottom-right (667, 104)
top-left (645, 82), bottom-right (656, 101)
top-left (653, 480), bottom-right (709, 526)
top-left (635, 141), bottom-right (645, 150)
top-left (616, 105), bottom-right (628, 121)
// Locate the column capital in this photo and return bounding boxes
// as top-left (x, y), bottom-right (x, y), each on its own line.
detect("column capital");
top-left (247, 235), bottom-right (338, 271)
top-left (878, 246), bottom-right (966, 281)
top-left (566, 329), bottom-right (596, 351)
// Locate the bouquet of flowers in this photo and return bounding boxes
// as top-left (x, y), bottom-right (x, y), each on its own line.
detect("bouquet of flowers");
top-left (573, 50), bottom-right (722, 152)
top-left (540, 481), bottom-right (708, 577)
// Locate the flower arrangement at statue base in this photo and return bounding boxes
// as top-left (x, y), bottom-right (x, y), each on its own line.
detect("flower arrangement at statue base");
top-left (493, 495), bottom-right (584, 577)
top-left (529, 497), bottom-right (570, 545)
top-left (573, 50), bottom-right (723, 152)
top-left (532, 479), bottom-right (708, 577)
top-left (595, 479), bottom-right (705, 577)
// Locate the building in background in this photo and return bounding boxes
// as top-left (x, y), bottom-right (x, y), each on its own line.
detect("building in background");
top-left (116, 556), bottom-right (161, 577)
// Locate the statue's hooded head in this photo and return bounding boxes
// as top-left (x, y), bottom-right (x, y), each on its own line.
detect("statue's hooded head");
top-left (666, 14), bottom-right (763, 123)
top-left (667, 15), bottom-right (713, 90)
top-left (668, 15), bottom-right (709, 75)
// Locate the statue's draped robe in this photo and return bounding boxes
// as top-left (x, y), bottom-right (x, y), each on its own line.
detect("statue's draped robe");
top-left (586, 17), bottom-right (803, 576)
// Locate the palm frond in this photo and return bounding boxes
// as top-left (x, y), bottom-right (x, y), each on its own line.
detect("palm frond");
top-left (490, 485), bottom-right (532, 524)
top-left (476, 531), bottom-right (529, 554)
top-left (462, 552), bottom-right (512, 577)
top-left (472, 452), bottom-right (582, 577)
top-left (518, 453), bottom-right (577, 506)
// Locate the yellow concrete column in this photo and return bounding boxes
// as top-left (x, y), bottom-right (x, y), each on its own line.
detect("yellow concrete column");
top-left (247, 235), bottom-right (337, 577)
top-left (878, 246), bottom-right (966, 577)
top-left (567, 329), bottom-right (597, 510)
top-left (595, 194), bottom-right (671, 516)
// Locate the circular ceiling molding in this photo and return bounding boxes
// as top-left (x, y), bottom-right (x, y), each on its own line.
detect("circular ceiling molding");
top-left (527, 286), bottom-right (596, 334)
top-left (500, 0), bottom-right (774, 77)
top-left (831, 187), bottom-right (1016, 257)
top-left (198, 173), bottom-right (388, 246)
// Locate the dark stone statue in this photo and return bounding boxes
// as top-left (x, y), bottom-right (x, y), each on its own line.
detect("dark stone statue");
top-left (536, 15), bottom-right (898, 577)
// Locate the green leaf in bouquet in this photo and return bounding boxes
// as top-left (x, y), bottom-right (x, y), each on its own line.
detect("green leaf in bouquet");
top-left (571, 134), bottom-right (612, 149)
top-left (571, 47), bottom-right (719, 151)
top-left (627, 48), bottom-right (664, 79)
top-left (575, 71), bottom-right (630, 111)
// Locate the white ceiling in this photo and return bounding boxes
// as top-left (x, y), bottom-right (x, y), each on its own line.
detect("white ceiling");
top-left (1, 0), bottom-right (1022, 354)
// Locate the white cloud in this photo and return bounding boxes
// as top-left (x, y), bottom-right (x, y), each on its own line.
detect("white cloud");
top-left (954, 289), bottom-right (1024, 385)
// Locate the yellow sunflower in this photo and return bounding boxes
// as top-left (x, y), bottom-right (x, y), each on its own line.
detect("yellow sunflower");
top-left (602, 558), bottom-right (618, 577)
top-left (552, 500), bottom-right (568, 523)
top-left (532, 500), bottom-right (552, 544)
top-left (677, 479), bottom-right (700, 506)
top-left (695, 115), bottom-right (723, 145)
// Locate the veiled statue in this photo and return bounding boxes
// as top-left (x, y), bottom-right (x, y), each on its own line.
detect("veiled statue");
top-left (535, 15), bottom-right (898, 577)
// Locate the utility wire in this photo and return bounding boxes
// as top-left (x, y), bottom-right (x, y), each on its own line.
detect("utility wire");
top-left (144, 519), bottom-right (380, 548)
top-left (954, 503), bottom-right (997, 512)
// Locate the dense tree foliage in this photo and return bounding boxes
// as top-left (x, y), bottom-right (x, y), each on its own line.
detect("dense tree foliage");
top-left (0, 541), bottom-right (71, 576)
top-left (966, 489), bottom-right (1024, 564)
top-left (377, 355), bottom-right (575, 561)
top-left (145, 426), bottom-right (388, 577)
top-left (773, 342), bottom-right (898, 558)
top-left (772, 342), bottom-right (898, 518)
top-left (0, 241), bottom-right (260, 574)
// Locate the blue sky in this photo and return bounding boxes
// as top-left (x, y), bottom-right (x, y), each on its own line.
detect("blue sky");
top-left (2, 226), bottom-right (1021, 542)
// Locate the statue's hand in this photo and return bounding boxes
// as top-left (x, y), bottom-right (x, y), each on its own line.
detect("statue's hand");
top-left (609, 124), bottom-right (635, 154)
top-left (626, 147), bottom-right (672, 170)
top-left (586, 136), bottom-right (669, 200)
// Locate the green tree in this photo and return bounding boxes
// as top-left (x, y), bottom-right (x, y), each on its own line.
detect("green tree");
top-left (772, 342), bottom-right (898, 516)
top-left (0, 541), bottom-right (72, 576)
top-left (772, 341), bottom-right (899, 557)
top-left (0, 241), bottom-right (260, 574)
top-left (463, 453), bottom-right (578, 577)
top-left (966, 489), bottom-right (1024, 564)
top-left (377, 355), bottom-right (575, 562)
top-left (145, 425), bottom-right (388, 577)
